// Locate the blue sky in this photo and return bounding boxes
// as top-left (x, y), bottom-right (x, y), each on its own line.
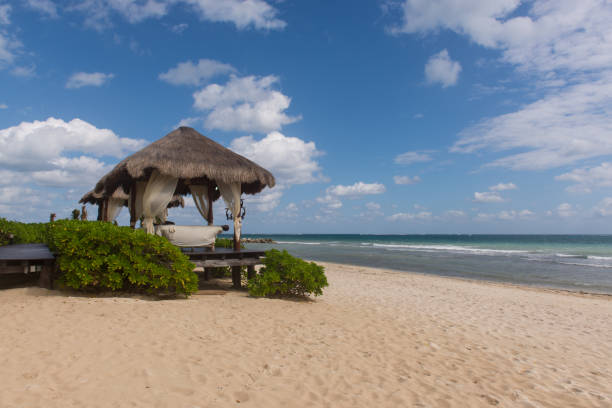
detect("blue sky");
top-left (1, 0), bottom-right (612, 234)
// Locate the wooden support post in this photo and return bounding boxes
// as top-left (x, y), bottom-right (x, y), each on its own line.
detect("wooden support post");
top-left (38, 260), bottom-right (54, 289)
top-left (231, 266), bottom-right (241, 288)
top-left (232, 226), bottom-right (241, 289)
top-left (129, 184), bottom-right (137, 229)
top-left (247, 265), bottom-right (255, 280)
top-left (203, 268), bottom-right (210, 281)
top-left (103, 198), bottom-right (109, 222)
top-left (207, 184), bottom-right (214, 225)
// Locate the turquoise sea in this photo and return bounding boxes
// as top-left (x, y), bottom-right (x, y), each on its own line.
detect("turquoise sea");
top-left (236, 234), bottom-right (612, 294)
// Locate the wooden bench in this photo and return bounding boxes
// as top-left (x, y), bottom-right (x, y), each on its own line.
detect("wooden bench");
top-left (182, 248), bottom-right (265, 288)
top-left (0, 244), bottom-right (55, 289)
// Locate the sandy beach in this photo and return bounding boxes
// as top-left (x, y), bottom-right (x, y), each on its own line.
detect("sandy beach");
top-left (1, 262), bottom-right (610, 408)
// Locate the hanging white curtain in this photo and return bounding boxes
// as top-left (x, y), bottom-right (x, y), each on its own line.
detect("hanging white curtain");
top-left (217, 181), bottom-right (242, 244)
top-left (142, 170), bottom-right (178, 234)
top-left (189, 185), bottom-right (209, 223)
top-left (107, 197), bottom-right (124, 222)
top-left (128, 181), bottom-right (148, 222)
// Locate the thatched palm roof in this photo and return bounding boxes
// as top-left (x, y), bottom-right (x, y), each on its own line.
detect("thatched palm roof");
top-left (79, 187), bottom-right (129, 205)
top-left (94, 127), bottom-right (275, 198)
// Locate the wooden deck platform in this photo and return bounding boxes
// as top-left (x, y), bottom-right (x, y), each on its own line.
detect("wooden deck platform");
top-left (0, 244), bottom-right (55, 289)
top-left (182, 248), bottom-right (266, 288)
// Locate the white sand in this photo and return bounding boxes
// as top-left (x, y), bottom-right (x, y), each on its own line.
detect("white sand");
top-left (1, 262), bottom-right (610, 407)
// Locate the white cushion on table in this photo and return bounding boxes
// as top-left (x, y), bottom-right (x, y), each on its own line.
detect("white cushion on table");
top-left (154, 225), bottom-right (223, 247)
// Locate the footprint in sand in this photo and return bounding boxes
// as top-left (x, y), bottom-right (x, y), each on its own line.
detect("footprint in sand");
top-left (481, 394), bottom-right (500, 405)
top-left (234, 391), bottom-right (250, 403)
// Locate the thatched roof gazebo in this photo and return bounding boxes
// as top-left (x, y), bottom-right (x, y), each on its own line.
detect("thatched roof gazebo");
top-left (89, 126), bottom-right (275, 252)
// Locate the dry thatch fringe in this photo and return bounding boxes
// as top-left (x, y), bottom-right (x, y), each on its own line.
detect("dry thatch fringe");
top-left (79, 187), bottom-right (129, 204)
top-left (93, 127), bottom-right (275, 197)
top-left (80, 188), bottom-right (184, 209)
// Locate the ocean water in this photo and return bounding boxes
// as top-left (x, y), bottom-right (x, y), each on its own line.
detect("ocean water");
top-left (236, 234), bottom-right (612, 294)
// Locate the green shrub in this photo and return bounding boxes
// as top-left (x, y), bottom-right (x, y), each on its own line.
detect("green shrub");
top-left (214, 237), bottom-right (244, 249)
top-left (248, 249), bottom-right (328, 298)
top-left (48, 220), bottom-right (197, 295)
top-left (0, 218), bottom-right (49, 246)
top-left (207, 266), bottom-right (231, 278)
top-left (0, 218), bottom-right (197, 296)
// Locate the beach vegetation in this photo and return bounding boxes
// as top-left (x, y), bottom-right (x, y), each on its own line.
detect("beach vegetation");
top-left (0, 218), bottom-right (50, 246)
top-left (48, 220), bottom-right (197, 295)
top-left (0, 218), bottom-right (198, 296)
top-left (248, 249), bottom-right (328, 298)
top-left (214, 237), bottom-right (234, 248)
top-left (214, 237), bottom-right (244, 249)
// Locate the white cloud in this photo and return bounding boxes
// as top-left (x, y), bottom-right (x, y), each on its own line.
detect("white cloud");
top-left (474, 209), bottom-right (534, 221)
top-left (66, 72), bottom-right (114, 89)
top-left (316, 194), bottom-right (342, 210)
top-left (0, 34), bottom-right (12, 66)
top-left (159, 59), bottom-right (235, 86)
top-left (176, 117), bottom-right (201, 128)
top-left (557, 203), bottom-right (576, 218)
top-left (26, 0), bottom-right (58, 18)
top-left (394, 175), bottom-right (421, 185)
top-left (593, 198), bottom-right (612, 217)
top-left (473, 191), bottom-right (504, 203)
top-left (316, 182), bottom-right (385, 212)
top-left (170, 23), bottom-right (188, 34)
top-left (0, 186), bottom-right (40, 204)
top-left (0, 5), bottom-right (19, 68)
top-left (498, 209), bottom-right (534, 220)
top-left (394, 151), bottom-right (432, 165)
top-left (30, 156), bottom-right (110, 187)
top-left (556, 162), bottom-right (612, 194)
top-left (0, 118), bottom-right (145, 216)
top-left (394, 1), bottom-right (612, 171)
top-left (0, 103), bottom-right (6, 109)
top-left (424, 49), bottom-right (461, 88)
top-left (358, 203), bottom-right (384, 220)
top-left (489, 182), bottom-right (517, 191)
top-left (230, 132), bottom-right (324, 186)
top-left (128, 38), bottom-right (149, 55)
top-left (474, 212), bottom-right (495, 222)
top-left (326, 182), bottom-right (386, 198)
top-left (193, 75), bottom-right (300, 133)
top-left (11, 65), bottom-right (36, 77)
top-left (244, 188), bottom-right (283, 212)
top-left (275, 202), bottom-right (299, 218)
top-left (444, 210), bottom-right (466, 218)
top-left (69, 0), bottom-right (285, 31)
top-left (452, 79), bottom-right (612, 170)
top-left (0, 169), bottom-right (22, 185)
top-left (0, 117), bottom-right (145, 173)
top-left (0, 4), bottom-right (10, 25)
top-left (387, 211), bottom-right (432, 221)
top-left (183, 0), bottom-right (286, 30)
top-left (393, 0), bottom-right (612, 74)
top-left (69, 0), bottom-right (169, 28)
top-left (230, 132), bottom-right (325, 212)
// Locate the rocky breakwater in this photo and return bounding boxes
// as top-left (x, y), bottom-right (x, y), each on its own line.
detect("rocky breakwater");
top-left (242, 238), bottom-right (276, 244)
